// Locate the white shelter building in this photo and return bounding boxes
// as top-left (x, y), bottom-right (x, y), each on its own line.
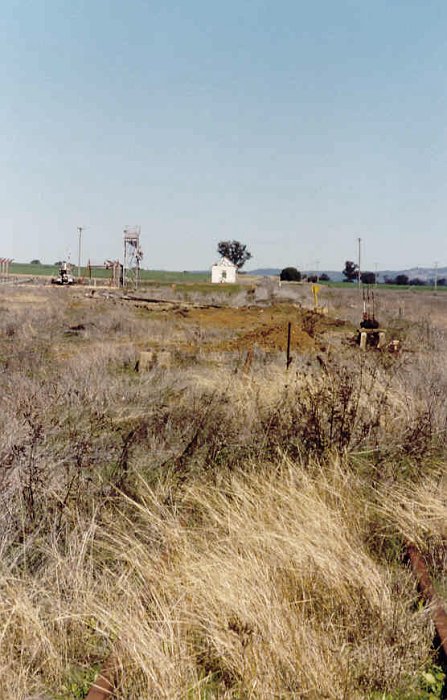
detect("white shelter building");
top-left (211, 256), bottom-right (237, 284)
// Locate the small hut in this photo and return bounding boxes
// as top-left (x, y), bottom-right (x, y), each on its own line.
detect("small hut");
top-left (211, 256), bottom-right (237, 284)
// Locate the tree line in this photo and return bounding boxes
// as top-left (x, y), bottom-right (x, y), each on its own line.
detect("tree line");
top-left (342, 261), bottom-right (445, 286)
top-left (279, 267), bottom-right (330, 282)
top-left (279, 261), bottom-right (446, 286)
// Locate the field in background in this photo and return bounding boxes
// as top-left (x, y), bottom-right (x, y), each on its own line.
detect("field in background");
top-left (9, 262), bottom-right (447, 294)
top-left (1, 280), bottom-right (447, 698)
top-left (10, 262), bottom-right (211, 283)
top-left (11, 261), bottom-right (60, 277)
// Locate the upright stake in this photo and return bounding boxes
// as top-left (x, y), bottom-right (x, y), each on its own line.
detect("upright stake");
top-left (77, 226), bottom-right (83, 278)
top-left (357, 236), bottom-right (361, 290)
top-left (286, 322), bottom-right (292, 369)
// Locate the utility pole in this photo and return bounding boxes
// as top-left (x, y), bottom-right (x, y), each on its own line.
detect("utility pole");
top-left (374, 262), bottom-right (378, 287)
top-left (77, 226), bottom-right (83, 278)
top-left (357, 237), bottom-right (362, 289)
top-left (434, 261), bottom-right (438, 291)
top-left (316, 259), bottom-right (320, 282)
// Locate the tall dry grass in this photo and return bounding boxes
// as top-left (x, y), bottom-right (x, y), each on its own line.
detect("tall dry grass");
top-left (0, 285), bottom-right (446, 697)
top-left (0, 458), bottom-right (436, 699)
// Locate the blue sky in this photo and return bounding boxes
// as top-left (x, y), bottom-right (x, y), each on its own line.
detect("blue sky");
top-left (1, 0), bottom-right (447, 271)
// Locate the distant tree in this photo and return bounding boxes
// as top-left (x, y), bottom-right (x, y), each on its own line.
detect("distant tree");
top-left (54, 261), bottom-right (63, 266)
top-left (409, 277), bottom-right (426, 286)
top-left (280, 267), bottom-right (301, 281)
top-left (217, 240), bottom-right (252, 270)
top-left (428, 276), bottom-right (444, 287)
top-left (307, 274), bottom-right (318, 283)
top-left (342, 260), bottom-right (358, 282)
top-left (30, 259), bottom-right (41, 265)
top-left (360, 271), bottom-right (376, 284)
top-left (319, 273), bottom-right (330, 281)
top-left (395, 274), bottom-right (409, 285)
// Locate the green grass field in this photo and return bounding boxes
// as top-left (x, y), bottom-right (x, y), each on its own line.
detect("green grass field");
top-left (139, 269), bottom-right (209, 283)
top-left (10, 262), bottom-right (210, 283)
top-left (11, 262), bottom-right (60, 277)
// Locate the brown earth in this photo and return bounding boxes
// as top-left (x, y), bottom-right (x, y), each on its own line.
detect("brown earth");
top-left (170, 304), bottom-right (348, 353)
top-left (0, 287), bottom-right (351, 356)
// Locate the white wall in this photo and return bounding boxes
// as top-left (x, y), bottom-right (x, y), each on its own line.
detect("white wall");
top-left (211, 264), bottom-right (237, 283)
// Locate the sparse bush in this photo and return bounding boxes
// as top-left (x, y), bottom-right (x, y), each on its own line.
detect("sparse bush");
top-left (409, 277), bottom-right (426, 286)
top-left (280, 266), bottom-right (301, 281)
top-left (361, 271), bottom-right (376, 284)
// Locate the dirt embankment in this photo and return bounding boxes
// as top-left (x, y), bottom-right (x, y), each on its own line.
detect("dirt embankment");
top-left (174, 304), bottom-right (348, 353)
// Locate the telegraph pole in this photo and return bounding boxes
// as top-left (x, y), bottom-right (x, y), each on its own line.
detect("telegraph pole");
top-left (77, 226), bottom-right (84, 278)
top-left (357, 237), bottom-right (362, 289)
top-left (434, 261), bottom-right (438, 291)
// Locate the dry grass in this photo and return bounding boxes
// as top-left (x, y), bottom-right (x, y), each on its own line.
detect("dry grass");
top-left (0, 284), bottom-right (447, 698)
top-left (0, 459), bottom-right (435, 699)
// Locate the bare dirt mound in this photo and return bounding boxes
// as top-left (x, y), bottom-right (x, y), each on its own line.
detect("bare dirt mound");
top-left (214, 322), bottom-right (315, 352)
top-left (181, 304), bottom-right (348, 353)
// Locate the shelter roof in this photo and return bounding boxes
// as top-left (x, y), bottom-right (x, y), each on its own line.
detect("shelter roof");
top-left (212, 256), bottom-right (237, 268)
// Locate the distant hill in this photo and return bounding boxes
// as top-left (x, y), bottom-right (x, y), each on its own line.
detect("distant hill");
top-left (379, 267), bottom-right (447, 282)
top-left (249, 268), bottom-right (281, 276)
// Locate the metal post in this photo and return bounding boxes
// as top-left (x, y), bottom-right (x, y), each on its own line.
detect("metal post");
top-left (77, 226), bottom-right (83, 278)
top-left (286, 322), bottom-right (292, 369)
top-left (357, 237), bottom-right (361, 289)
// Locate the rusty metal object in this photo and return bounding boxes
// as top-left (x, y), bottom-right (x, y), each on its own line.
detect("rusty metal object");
top-left (286, 322), bottom-right (292, 369)
top-left (242, 347), bottom-right (253, 373)
top-left (85, 655), bottom-right (117, 700)
top-left (407, 543), bottom-right (447, 658)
